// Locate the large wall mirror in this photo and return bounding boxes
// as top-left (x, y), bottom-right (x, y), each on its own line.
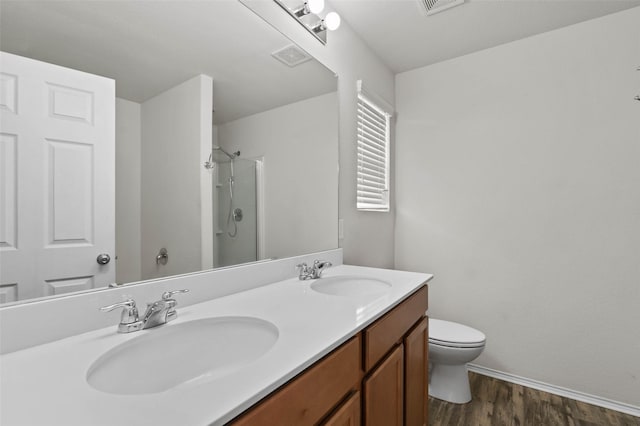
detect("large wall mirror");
top-left (0, 0), bottom-right (338, 305)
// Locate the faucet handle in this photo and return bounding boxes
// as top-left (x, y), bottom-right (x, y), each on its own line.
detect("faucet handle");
top-left (100, 299), bottom-right (143, 333)
top-left (296, 262), bottom-right (312, 273)
top-left (296, 263), bottom-right (314, 280)
top-left (100, 299), bottom-right (139, 321)
top-left (100, 299), bottom-right (136, 311)
top-left (158, 289), bottom-right (189, 324)
top-left (311, 260), bottom-right (332, 278)
top-left (162, 289), bottom-right (189, 300)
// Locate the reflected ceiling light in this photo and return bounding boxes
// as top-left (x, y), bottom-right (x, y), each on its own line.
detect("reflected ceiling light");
top-left (294, 0), bottom-right (324, 17)
top-left (308, 0), bottom-right (325, 14)
top-left (323, 12), bottom-right (341, 31)
top-left (311, 12), bottom-right (341, 34)
top-left (274, 0), bottom-right (340, 45)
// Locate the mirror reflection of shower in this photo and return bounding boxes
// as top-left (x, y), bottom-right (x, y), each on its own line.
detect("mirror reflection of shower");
top-left (211, 145), bottom-right (241, 239)
top-left (207, 142), bottom-right (261, 268)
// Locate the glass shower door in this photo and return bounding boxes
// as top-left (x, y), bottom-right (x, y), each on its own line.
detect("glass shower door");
top-left (214, 158), bottom-right (257, 267)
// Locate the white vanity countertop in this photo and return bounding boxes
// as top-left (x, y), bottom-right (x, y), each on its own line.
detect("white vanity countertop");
top-left (0, 265), bottom-right (432, 426)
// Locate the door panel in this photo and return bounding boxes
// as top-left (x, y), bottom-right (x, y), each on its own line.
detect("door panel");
top-left (47, 139), bottom-right (94, 245)
top-left (47, 83), bottom-right (95, 124)
top-left (0, 133), bottom-right (17, 250)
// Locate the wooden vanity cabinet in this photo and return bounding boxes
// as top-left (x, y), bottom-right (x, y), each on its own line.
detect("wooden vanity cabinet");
top-left (229, 284), bottom-right (429, 426)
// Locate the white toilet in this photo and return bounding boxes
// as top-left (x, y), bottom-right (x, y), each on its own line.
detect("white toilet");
top-left (428, 318), bottom-right (486, 404)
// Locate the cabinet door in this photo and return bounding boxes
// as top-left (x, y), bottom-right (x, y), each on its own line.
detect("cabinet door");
top-left (363, 345), bottom-right (404, 426)
top-left (323, 391), bottom-right (361, 426)
top-left (405, 317), bottom-right (428, 426)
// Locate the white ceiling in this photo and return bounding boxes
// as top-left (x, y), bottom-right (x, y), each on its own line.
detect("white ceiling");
top-left (3, 0), bottom-right (637, 117)
top-left (330, 0), bottom-right (640, 73)
top-left (0, 0), bottom-right (337, 124)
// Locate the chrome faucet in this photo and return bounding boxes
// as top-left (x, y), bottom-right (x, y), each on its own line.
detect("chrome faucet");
top-left (296, 260), bottom-right (332, 280)
top-left (142, 289), bottom-right (189, 329)
top-left (100, 289), bottom-right (189, 333)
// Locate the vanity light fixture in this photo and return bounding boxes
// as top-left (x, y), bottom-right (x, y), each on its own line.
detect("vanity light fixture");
top-left (274, 0), bottom-right (340, 45)
top-left (294, 0), bottom-right (324, 16)
top-left (311, 11), bottom-right (341, 33)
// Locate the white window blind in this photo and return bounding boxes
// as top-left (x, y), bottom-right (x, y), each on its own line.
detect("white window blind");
top-left (356, 82), bottom-right (391, 212)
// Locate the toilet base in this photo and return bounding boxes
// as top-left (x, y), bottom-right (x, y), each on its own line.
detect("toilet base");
top-left (429, 363), bottom-right (471, 404)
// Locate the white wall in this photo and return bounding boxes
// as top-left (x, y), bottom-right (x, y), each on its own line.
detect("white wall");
top-left (141, 75), bottom-right (213, 280)
top-left (115, 98), bottom-right (142, 284)
top-left (242, 0), bottom-right (396, 268)
top-left (395, 8), bottom-right (640, 407)
top-left (200, 105), bottom-right (214, 272)
top-left (218, 92), bottom-right (338, 260)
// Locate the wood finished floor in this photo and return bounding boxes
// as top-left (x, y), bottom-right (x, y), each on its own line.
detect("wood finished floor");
top-left (429, 372), bottom-right (640, 426)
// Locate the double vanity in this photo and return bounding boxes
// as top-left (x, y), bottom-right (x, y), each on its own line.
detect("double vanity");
top-left (0, 251), bottom-right (432, 425)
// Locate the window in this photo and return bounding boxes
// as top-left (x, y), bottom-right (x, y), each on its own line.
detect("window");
top-left (356, 81), bottom-right (392, 212)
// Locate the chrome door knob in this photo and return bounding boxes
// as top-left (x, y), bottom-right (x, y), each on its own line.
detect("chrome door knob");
top-left (96, 253), bottom-right (111, 265)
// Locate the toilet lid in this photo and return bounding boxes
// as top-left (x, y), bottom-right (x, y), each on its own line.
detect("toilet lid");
top-left (429, 319), bottom-right (485, 347)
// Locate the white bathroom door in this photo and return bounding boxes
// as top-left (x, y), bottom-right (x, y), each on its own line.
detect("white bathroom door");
top-left (0, 52), bottom-right (115, 303)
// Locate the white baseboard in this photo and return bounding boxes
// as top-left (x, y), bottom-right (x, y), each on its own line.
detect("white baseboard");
top-left (467, 364), bottom-right (640, 418)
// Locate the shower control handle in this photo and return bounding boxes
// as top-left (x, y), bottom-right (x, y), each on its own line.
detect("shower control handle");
top-left (233, 208), bottom-right (243, 222)
top-left (156, 248), bottom-right (168, 265)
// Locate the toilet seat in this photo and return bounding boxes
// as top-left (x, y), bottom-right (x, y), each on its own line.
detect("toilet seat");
top-left (429, 339), bottom-right (485, 349)
top-left (429, 319), bottom-right (485, 348)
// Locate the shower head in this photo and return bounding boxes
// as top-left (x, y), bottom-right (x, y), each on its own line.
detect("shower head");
top-left (213, 145), bottom-right (240, 160)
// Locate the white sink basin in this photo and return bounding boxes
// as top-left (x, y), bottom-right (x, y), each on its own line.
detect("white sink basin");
top-left (87, 316), bottom-right (278, 395)
top-left (311, 276), bottom-right (391, 298)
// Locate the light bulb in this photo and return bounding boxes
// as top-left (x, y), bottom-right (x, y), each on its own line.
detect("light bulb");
top-left (307, 0), bottom-right (324, 14)
top-left (324, 12), bottom-right (341, 31)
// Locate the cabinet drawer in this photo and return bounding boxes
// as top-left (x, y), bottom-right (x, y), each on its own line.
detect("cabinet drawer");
top-left (231, 335), bottom-right (361, 426)
top-left (363, 285), bottom-right (428, 371)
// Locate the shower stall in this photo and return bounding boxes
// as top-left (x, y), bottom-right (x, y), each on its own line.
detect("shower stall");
top-left (207, 146), bottom-right (261, 268)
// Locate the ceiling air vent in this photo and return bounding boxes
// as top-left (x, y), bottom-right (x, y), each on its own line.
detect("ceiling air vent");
top-left (271, 44), bottom-right (312, 67)
top-left (422, 0), bottom-right (465, 16)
